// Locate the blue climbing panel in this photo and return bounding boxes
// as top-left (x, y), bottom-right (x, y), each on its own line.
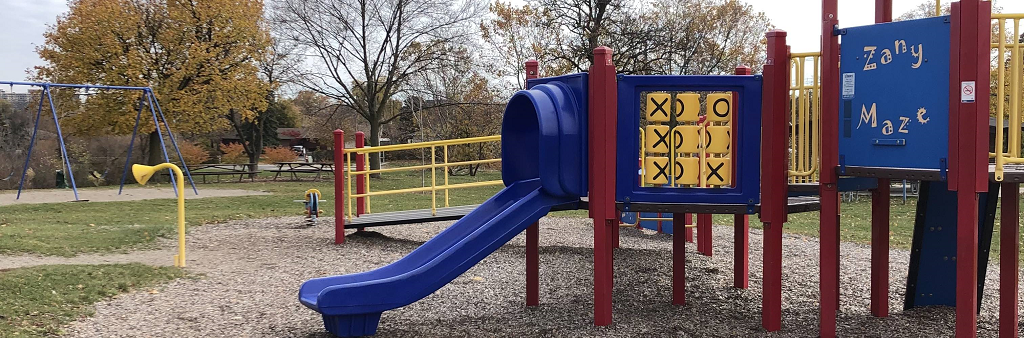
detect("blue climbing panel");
top-left (905, 181), bottom-right (997, 310)
top-left (838, 16), bottom-right (951, 172)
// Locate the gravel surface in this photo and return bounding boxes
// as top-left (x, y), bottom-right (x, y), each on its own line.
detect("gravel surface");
top-left (0, 187), bottom-right (268, 206)
top-left (62, 216), bottom-right (1023, 337)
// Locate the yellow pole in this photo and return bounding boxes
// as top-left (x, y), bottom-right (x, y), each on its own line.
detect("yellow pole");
top-left (935, 0), bottom-right (941, 17)
top-left (135, 163), bottom-right (186, 267)
top-left (996, 19), bottom-right (1007, 181)
top-left (364, 154), bottom-right (371, 213)
top-left (430, 146), bottom-right (436, 216)
top-left (443, 145), bottom-right (449, 207)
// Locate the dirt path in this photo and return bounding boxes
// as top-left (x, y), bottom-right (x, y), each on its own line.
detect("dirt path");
top-left (0, 187), bottom-right (269, 206)
top-left (0, 248), bottom-right (177, 270)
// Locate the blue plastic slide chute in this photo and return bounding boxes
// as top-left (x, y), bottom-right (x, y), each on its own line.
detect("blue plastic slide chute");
top-left (298, 73), bottom-right (589, 337)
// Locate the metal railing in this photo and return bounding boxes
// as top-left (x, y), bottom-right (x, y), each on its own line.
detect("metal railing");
top-left (788, 52), bottom-right (821, 184)
top-left (991, 14), bottom-right (1024, 181)
top-left (344, 135), bottom-right (503, 221)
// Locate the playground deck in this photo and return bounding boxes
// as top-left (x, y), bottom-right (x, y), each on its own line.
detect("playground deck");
top-left (344, 201), bottom-right (584, 228)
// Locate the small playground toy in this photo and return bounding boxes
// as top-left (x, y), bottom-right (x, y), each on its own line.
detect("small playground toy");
top-left (303, 189), bottom-right (322, 226)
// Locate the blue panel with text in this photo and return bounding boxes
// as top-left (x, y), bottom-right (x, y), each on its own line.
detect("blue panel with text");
top-left (838, 16), bottom-right (950, 171)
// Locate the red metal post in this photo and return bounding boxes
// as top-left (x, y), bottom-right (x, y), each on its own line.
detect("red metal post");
top-left (734, 214), bottom-right (749, 289)
top-left (589, 47), bottom-right (617, 327)
top-left (673, 212), bottom-right (687, 305)
top-left (732, 65), bottom-right (751, 288)
top-left (952, 1), bottom-right (990, 336)
top-left (874, 0), bottom-right (892, 23)
top-left (698, 214), bottom-right (712, 256)
top-left (819, 0), bottom-right (841, 335)
top-left (685, 213), bottom-right (694, 243)
top-left (525, 59), bottom-right (540, 307)
top-left (868, 0), bottom-right (893, 320)
top-left (1000, 183), bottom-right (1019, 338)
top-left (761, 30), bottom-right (789, 332)
top-left (355, 132), bottom-right (366, 217)
top-left (870, 178), bottom-right (890, 317)
top-left (333, 129), bottom-right (345, 244)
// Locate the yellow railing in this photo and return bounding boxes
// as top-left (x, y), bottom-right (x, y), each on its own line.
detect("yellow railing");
top-left (344, 135), bottom-right (503, 221)
top-left (991, 14), bottom-right (1024, 181)
top-left (789, 52), bottom-right (821, 183)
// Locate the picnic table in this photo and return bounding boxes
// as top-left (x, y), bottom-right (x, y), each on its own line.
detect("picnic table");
top-left (268, 162), bottom-right (335, 181)
top-left (162, 163), bottom-right (260, 183)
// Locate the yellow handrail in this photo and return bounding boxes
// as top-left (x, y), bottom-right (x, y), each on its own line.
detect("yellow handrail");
top-left (788, 52), bottom-right (821, 183)
top-left (991, 14), bottom-right (1024, 181)
top-left (345, 135), bottom-right (503, 221)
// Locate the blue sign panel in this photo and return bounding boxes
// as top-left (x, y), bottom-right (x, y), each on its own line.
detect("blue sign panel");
top-left (838, 16), bottom-right (950, 171)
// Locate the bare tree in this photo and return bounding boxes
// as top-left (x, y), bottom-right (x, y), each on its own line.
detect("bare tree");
top-left (271, 0), bottom-right (484, 170)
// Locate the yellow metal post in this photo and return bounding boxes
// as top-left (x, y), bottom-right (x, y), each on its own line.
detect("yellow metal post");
top-left (346, 152), bottom-right (353, 221)
top-left (935, 0), bottom-right (941, 16)
top-left (443, 145), bottom-right (449, 207)
top-left (131, 163), bottom-right (186, 267)
top-left (364, 153), bottom-right (371, 213)
top-left (430, 146), bottom-right (437, 216)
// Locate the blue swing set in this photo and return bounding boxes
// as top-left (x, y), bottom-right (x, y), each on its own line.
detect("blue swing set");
top-left (1, 81), bottom-right (198, 201)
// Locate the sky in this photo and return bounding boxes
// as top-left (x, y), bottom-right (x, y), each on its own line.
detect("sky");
top-left (1, 0), bottom-right (1023, 92)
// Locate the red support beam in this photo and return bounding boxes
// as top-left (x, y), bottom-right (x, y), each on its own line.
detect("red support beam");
top-left (870, 179), bottom-right (890, 317)
top-left (819, 0), bottom-right (841, 335)
top-left (589, 47), bottom-right (617, 327)
top-left (869, 0), bottom-right (893, 319)
top-left (698, 214), bottom-right (713, 256)
top-left (673, 212), bottom-right (687, 305)
top-left (525, 59), bottom-right (540, 307)
top-left (1000, 183), bottom-right (1020, 338)
top-left (685, 213), bottom-right (694, 243)
top-left (734, 214), bottom-right (749, 289)
top-left (761, 29), bottom-right (789, 332)
top-left (333, 129), bottom-right (345, 244)
top-left (952, 1), bottom-right (990, 336)
top-left (732, 65), bottom-right (751, 289)
top-left (874, 0), bottom-right (892, 23)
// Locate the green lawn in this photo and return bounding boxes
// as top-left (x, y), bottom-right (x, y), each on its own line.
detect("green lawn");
top-left (0, 264), bottom-right (184, 337)
top-left (2, 169), bottom-right (1021, 261)
top-left (0, 170), bottom-right (503, 256)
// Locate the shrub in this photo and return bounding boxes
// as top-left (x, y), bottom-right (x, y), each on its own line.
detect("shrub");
top-left (177, 142), bottom-right (211, 167)
top-left (219, 143), bottom-right (247, 164)
top-left (263, 146), bottom-right (298, 163)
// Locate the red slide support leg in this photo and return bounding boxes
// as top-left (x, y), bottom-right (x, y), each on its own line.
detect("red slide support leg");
top-left (870, 178), bottom-right (890, 317)
top-left (819, 0), bottom-right (840, 335)
top-left (762, 221), bottom-right (782, 331)
top-left (1000, 183), bottom-right (1019, 338)
top-left (673, 212), bottom-right (687, 305)
top-left (526, 221), bottom-right (539, 306)
top-left (734, 214), bottom-right (749, 289)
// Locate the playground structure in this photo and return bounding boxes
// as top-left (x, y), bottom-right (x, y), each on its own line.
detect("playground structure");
top-left (130, 162), bottom-right (188, 267)
top-left (1, 81), bottom-right (199, 201)
top-left (299, 1), bottom-right (1021, 337)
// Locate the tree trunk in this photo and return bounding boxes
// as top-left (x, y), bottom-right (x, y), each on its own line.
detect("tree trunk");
top-left (369, 120), bottom-right (382, 178)
top-left (147, 131), bottom-right (163, 165)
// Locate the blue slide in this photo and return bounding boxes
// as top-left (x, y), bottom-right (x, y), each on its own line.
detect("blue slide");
top-left (299, 74), bottom-right (589, 337)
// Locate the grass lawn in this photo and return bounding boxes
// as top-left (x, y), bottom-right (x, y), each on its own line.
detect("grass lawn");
top-left (2, 167), bottom-right (1021, 261)
top-left (0, 263), bottom-right (184, 337)
top-left (0, 169), bottom-right (503, 256)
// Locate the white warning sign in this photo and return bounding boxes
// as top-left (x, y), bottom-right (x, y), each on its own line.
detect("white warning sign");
top-left (961, 81), bottom-right (976, 103)
top-left (842, 73), bottom-right (855, 100)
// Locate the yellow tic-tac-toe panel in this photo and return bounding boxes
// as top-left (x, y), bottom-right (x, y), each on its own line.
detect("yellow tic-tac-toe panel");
top-left (645, 92), bottom-right (671, 122)
top-left (674, 157), bottom-right (700, 185)
top-left (705, 158), bottom-right (732, 186)
top-left (704, 126), bottom-right (731, 154)
top-left (673, 125), bottom-right (701, 154)
top-left (675, 93), bottom-right (700, 122)
top-left (644, 157), bottom-right (671, 185)
top-left (706, 93), bottom-right (732, 122)
top-left (645, 125), bottom-right (670, 153)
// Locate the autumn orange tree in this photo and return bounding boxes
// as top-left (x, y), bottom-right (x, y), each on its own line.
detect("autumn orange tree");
top-left (36, 0), bottom-right (271, 165)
